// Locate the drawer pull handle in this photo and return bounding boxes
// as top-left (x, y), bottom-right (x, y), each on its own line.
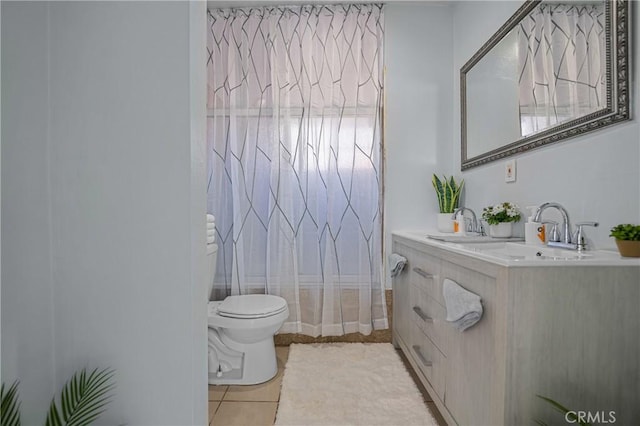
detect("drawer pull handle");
top-left (412, 306), bottom-right (434, 323)
top-left (413, 267), bottom-right (433, 279)
top-left (412, 345), bottom-right (433, 367)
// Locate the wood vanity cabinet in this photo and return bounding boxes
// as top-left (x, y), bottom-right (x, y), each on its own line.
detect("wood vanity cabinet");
top-left (392, 233), bottom-right (640, 426)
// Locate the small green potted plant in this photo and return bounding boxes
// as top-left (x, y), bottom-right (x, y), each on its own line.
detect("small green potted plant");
top-left (609, 224), bottom-right (640, 257)
top-left (432, 174), bottom-right (464, 233)
top-left (481, 202), bottom-right (521, 238)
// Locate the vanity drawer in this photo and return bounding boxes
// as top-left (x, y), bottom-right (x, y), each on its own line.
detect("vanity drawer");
top-left (410, 324), bottom-right (446, 401)
top-left (409, 251), bottom-right (443, 306)
top-left (409, 283), bottom-right (448, 355)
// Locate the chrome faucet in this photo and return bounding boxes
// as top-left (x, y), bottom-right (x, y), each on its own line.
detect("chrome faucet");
top-left (533, 202), bottom-right (598, 252)
top-left (533, 202), bottom-right (572, 244)
top-left (451, 207), bottom-right (483, 234)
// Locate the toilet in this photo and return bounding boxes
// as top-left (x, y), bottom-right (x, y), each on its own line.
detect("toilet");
top-left (206, 243), bottom-right (289, 385)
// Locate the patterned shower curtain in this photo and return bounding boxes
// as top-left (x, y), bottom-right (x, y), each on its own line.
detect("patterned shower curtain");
top-left (518, 3), bottom-right (605, 136)
top-left (206, 5), bottom-right (386, 336)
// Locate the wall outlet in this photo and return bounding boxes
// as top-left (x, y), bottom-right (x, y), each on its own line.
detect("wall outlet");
top-left (505, 160), bottom-right (516, 182)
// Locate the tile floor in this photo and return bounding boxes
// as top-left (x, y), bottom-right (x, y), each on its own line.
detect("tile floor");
top-left (208, 346), bottom-right (288, 425)
top-left (208, 345), bottom-right (446, 426)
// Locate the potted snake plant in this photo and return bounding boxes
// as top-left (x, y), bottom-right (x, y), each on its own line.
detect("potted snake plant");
top-left (432, 174), bottom-right (464, 233)
top-left (610, 224), bottom-right (640, 257)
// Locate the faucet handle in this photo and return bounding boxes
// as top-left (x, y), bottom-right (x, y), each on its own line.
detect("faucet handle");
top-left (573, 222), bottom-right (599, 251)
top-left (575, 221), bottom-right (599, 227)
top-left (463, 217), bottom-right (480, 234)
top-left (477, 219), bottom-right (487, 236)
top-left (542, 220), bottom-right (560, 242)
top-left (462, 217), bottom-right (472, 232)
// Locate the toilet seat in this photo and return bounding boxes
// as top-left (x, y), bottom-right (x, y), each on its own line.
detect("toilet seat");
top-left (216, 295), bottom-right (288, 319)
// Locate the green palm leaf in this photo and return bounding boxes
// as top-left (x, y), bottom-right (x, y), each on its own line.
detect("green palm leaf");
top-left (536, 395), bottom-right (591, 426)
top-left (1, 381), bottom-right (21, 426)
top-left (45, 368), bottom-right (115, 426)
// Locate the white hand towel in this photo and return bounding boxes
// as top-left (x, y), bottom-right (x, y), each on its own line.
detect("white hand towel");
top-left (207, 229), bottom-right (215, 238)
top-left (443, 278), bottom-right (483, 332)
top-left (207, 222), bottom-right (215, 230)
top-left (388, 253), bottom-right (407, 278)
top-left (206, 214), bottom-right (215, 223)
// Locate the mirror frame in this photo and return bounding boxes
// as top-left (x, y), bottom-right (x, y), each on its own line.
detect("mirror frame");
top-left (461, 0), bottom-right (630, 170)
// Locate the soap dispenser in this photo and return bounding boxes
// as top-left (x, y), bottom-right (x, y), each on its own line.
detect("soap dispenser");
top-left (524, 206), bottom-right (545, 245)
top-left (454, 212), bottom-right (466, 235)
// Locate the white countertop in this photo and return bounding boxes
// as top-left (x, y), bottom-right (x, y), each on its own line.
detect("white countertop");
top-left (393, 230), bottom-right (640, 267)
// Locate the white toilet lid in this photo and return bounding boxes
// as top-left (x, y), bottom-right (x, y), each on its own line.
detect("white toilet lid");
top-left (217, 295), bottom-right (288, 319)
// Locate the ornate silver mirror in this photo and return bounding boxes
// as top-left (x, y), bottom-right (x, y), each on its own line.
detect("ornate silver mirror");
top-left (461, 0), bottom-right (630, 170)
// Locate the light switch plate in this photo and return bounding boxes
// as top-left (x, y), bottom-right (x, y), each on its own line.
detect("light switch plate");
top-left (505, 160), bottom-right (516, 182)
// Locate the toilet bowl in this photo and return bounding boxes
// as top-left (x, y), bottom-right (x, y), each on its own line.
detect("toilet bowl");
top-left (206, 241), bottom-right (288, 385)
top-left (208, 295), bottom-right (288, 385)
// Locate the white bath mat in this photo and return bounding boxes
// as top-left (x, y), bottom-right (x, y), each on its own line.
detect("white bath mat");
top-left (275, 343), bottom-right (439, 425)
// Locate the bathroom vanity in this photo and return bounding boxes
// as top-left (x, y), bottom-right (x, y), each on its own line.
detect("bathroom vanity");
top-left (392, 232), bottom-right (640, 426)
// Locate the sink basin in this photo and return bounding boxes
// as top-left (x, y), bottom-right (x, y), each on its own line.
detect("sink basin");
top-left (427, 234), bottom-right (523, 243)
top-left (459, 242), bottom-right (618, 261)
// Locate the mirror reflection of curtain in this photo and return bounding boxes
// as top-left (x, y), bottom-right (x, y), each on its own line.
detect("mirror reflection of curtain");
top-left (206, 5), bottom-right (386, 336)
top-left (518, 3), bottom-right (605, 136)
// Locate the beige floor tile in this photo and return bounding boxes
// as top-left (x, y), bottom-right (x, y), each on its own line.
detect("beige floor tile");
top-left (209, 385), bottom-right (228, 401)
top-left (275, 346), bottom-right (289, 370)
top-left (208, 400), bottom-right (220, 425)
top-left (211, 401), bottom-right (277, 426)
top-left (223, 371), bottom-right (283, 402)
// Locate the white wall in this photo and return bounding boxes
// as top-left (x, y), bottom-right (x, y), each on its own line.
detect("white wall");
top-left (1, 3), bottom-right (57, 418)
top-left (1, 2), bottom-right (207, 424)
top-left (0, 2), bottom-right (2, 395)
top-left (384, 3), bottom-right (453, 287)
top-left (189, 1), bottom-right (209, 421)
top-left (452, 0), bottom-right (640, 249)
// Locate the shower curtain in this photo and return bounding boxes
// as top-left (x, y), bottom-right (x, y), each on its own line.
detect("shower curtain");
top-left (206, 4), bottom-right (386, 336)
top-left (518, 3), bottom-right (605, 136)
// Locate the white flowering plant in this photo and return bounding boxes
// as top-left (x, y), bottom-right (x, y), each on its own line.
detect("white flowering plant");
top-left (481, 202), bottom-right (521, 225)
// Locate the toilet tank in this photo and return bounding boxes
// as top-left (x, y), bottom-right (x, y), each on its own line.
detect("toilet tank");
top-left (206, 243), bottom-right (218, 301)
